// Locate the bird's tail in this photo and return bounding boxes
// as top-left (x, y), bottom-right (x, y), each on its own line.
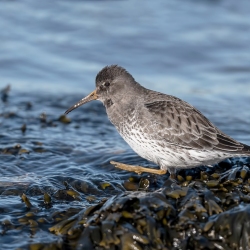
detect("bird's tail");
top-left (242, 143), bottom-right (250, 155)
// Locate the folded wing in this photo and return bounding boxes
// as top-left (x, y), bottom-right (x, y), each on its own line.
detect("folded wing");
top-left (144, 99), bottom-right (244, 152)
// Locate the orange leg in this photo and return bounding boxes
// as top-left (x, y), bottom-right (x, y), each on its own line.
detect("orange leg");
top-left (110, 161), bottom-right (167, 175)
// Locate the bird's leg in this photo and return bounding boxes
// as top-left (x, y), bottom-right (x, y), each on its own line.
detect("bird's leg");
top-left (110, 161), bottom-right (167, 175)
top-left (170, 173), bottom-right (176, 179)
top-left (168, 167), bottom-right (177, 179)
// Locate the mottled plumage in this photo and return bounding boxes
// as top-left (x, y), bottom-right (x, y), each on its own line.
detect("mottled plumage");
top-left (65, 65), bottom-right (250, 175)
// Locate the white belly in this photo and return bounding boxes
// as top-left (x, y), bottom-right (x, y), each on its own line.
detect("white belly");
top-left (121, 130), bottom-right (231, 169)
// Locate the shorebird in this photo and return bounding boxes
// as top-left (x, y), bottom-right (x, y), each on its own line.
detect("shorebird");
top-left (65, 65), bottom-right (250, 177)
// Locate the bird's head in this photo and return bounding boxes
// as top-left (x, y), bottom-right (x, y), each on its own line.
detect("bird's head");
top-left (65, 65), bottom-right (138, 114)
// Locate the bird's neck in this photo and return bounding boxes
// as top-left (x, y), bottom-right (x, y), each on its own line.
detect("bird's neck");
top-left (104, 84), bottom-right (146, 128)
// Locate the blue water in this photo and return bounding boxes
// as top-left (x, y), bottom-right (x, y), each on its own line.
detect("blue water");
top-left (1, 0), bottom-right (250, 95)
top-left (0, 0), bottom-right (250, 248)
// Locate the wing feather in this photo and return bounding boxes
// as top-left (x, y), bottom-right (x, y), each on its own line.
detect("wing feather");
top-left (144, 99), bottom-right (244, 152)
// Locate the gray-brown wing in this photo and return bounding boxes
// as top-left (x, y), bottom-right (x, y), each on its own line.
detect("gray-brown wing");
top-left (144, 100), bottom-right (244, 152)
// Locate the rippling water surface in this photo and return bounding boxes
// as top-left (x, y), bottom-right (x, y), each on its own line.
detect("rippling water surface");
top-left (0, 0), bottom-right (250, 249)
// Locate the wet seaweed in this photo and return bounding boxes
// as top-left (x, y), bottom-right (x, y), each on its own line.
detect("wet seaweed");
top-left (46, 164), bottom-right (250, 250)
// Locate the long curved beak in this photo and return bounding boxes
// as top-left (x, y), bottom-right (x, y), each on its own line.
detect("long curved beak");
top-left (65, 89), bottom-right (98, 114)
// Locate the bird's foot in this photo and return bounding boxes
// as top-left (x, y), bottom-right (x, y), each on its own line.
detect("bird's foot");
top-left (110, 161), bottom-right (167, 175)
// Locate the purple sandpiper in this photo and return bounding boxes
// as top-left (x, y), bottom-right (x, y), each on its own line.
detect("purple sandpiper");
top-left (65, 65), bottom-right (250, 177)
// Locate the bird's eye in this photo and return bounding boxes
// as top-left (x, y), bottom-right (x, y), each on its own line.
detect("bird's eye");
top-left (104, 82), bottom-right (110, 87)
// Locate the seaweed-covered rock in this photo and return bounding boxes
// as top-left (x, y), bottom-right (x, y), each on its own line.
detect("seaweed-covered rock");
top-left (48, 164), bottom-right (250, 249)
